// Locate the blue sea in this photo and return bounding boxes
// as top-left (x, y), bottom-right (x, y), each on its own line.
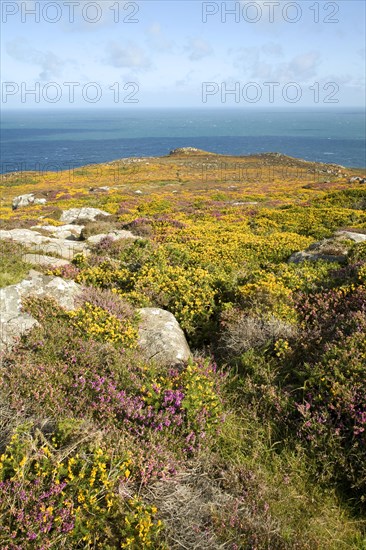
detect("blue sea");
top-left (1, 108), bottom-right (365, 174)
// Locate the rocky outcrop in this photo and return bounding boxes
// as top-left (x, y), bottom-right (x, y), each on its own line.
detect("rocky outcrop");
top-left (12, 194), bottom-right (47, 210)
top-left (1, 277), bottom-right (191, 364)
top-left (22, 254), bottom-right (70, 268)
top-left (169, 147), bottom-right (210, 156)
top-left (0, 309), bottom-right (37, 354)
top-left (349, 177), bottom-right (366, 184)
top-left (288, 249), bottom-right (346, 264)
top-left (137, 308), bottom-right (191, 367)
top-left (0, 229), bottom-right (88, 260)
top-left (232, 201), bottom-right (258, 206)
top-left (288, 232), bottom-right (365, 264)
top-left (334, 230), bottom-right (366, 243)
top-left (60, 208), bottom-right (111, 224)
top-left (0, 271), bottom-right (81, 352)
top-left (32, 224), bottom-right (85, 240)
top-left (0, 224), bottom-right (138, 261)
top-left (89, 186), bottom-right (111, 192)
top-left (86, 230), bottom-right (138, 246)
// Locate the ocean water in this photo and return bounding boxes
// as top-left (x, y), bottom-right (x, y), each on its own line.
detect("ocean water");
top-left (1, 108), bottom-right (365, 174)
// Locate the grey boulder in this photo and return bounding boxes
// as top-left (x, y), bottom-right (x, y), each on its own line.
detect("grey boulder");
top-left (22, 254), bottom-right (70, 268)
top-left (137, 308), bottom-right (191, 367)
top-left (0, 229), bottom-right (88, 260)
top-left (334, 230), bottom-right (366, 243)
top-left (288, 235), bottom-right (353, 264)
top-left (32, 224), bottom-right (85, 240)
top-left (288, 250), bottom-right (346, 264)
top-left (60, 207), bottom-right (111, 224)
top-left (12, 194), bottom-right (47, 210)
top-left (0, 270), bottom-right (81, 352)
top-left (349, 177), bottom-right (366, 184)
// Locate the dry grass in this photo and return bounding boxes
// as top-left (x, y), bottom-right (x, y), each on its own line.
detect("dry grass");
top-left (219, 314), bottom-right (296, 358)
top-left (144, 467), bottom-right (230, 549)
top-left (308, 237), bottom-right (351, 257)
top-left (79, 218), bottom-right (120, 239)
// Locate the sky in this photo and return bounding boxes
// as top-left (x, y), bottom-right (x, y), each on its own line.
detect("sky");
top-left (1, 0), bottom-right (365, 108)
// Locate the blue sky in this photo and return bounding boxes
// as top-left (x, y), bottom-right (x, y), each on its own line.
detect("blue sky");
top-left (1, 0), bottom-right (365, 108)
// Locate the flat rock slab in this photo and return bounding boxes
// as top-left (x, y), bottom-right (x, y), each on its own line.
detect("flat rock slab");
top-left (23, 254), bottom-right (70, 268)
top-left (87, 230), bottom-right (138, 246)
top-left (2, 270), bottom-right (81, 312)
top-left (0, 228), bottom-right (50, 246)
top-left (334, 231), bottom-right (366, 243)
top-left (89, 186), bottom-right (111, 192)
top-left (0, 312), bottom-right (39, 355)
top-left (232, 201), bottom-right (258, 206)
top-left (0, 229), bottom-right (88, 260)
top-left (60, 207), bottom-right (111, 224)
top-left (12, 194), bottom-right (47, 210)
top-left (349, 177), bottom-right (366, 183)
top-left (288, 235), bottom-right (352, 264)
top-left (138, 307), bottom-right (191, 367)
top-left (0, 270), bottom-right (82, 352)
top-left (32, 224), bottom-right (85, 240)
top-left (35, 240), bottom-right (87, 260)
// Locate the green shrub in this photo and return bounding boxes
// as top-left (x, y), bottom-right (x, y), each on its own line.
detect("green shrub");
top-left (0, 241), bottom-right (31, 287)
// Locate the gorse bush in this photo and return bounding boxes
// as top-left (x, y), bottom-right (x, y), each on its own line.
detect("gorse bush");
top-left (320, 188), bottom-right (366, 210)
top-left (349, 241), bottom-right (366, 262)
top-left (0, 420), bottom-right (164, 549)
top-left (68, 302), bottom-right (139, 348)
top-left (123, 263), bottom-right (218, 339)
top-left (141, 361), bottom-right (223, 444)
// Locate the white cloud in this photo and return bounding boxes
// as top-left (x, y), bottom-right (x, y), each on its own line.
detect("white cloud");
top-left (146, 23), bottom-right (175, 52)
top-left (287, 52), bottom-right (320, 80)
top-left (185, 38), bottom-right (213, 61)
top-left (261, 42), bottom-right (283, 57)
top-left (176, 70), bottom-right (195, 87)
top-left (234, 47), bottom-right (320, 82)
top-left (6, 39), bottom-right (67, 80)
top-left (105, 42), bottom-right (151, 70)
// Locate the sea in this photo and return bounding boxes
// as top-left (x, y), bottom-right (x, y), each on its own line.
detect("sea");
top-left (1, 108), bottom-right (365, 174)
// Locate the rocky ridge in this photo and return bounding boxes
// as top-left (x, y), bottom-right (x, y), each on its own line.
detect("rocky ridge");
top-left (0, 207), bottom-right (192, 366)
